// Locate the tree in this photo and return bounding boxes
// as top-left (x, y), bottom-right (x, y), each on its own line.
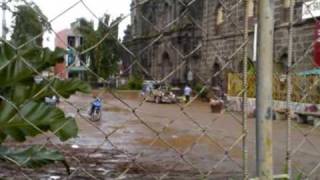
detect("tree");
top-left (0, 4), bottom-right (90, 171)
top-left (76, 14), bottom-right (122, 80)
top-left (11, 4), bottom-right (48, 47)
top-left (0, 43), bottom-right (90, 170)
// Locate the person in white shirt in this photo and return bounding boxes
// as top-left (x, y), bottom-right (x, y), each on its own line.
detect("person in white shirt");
top-left (184, 84), bottom-right (192, 103)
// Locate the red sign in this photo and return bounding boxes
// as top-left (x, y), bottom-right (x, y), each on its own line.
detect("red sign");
top-left (314, 21), bottom-right (320, 67)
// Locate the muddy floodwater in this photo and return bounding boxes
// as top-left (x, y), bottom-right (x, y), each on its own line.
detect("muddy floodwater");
top-left (3, 90), bottom-right (320, 179)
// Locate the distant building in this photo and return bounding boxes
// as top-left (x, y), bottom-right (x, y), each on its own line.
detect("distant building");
top-left (54, 20), bottom-right (89, 80)
top-left (125, 0), bottom-right (320, 91)
top-left (124, 0), bottom-right (203, 85)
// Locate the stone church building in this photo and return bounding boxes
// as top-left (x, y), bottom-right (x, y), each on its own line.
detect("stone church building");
top-left (123, 0), bottom-right (318, 89)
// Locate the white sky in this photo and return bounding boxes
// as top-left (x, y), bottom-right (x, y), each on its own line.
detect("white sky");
top-left (1, 0), bottom-right (132, 49)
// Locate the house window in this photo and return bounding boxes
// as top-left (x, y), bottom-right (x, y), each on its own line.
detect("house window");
top-left (164, 2), bottom-right (168, 9)
top-left (67, 36), bottom-right (76, 48)
top-left (282, 0), bottom-right (292, 22)
top-left (216, 6), bottom-right (224, 25)
top-left (80, 37), bottom-right (84, 46)
top-left (216, 5), bottom-right (224, 34)
top-left (247, 0), bottom-right (254, 18)
top-left (283, 0), bottom-right (290, 8)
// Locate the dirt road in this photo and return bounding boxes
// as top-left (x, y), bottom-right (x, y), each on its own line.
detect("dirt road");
top-left (4, 91), bottom-right (320, 179)
top-left (54, 90), bottom-right (320, 179)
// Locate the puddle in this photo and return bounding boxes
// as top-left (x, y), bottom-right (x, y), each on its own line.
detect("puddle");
top-left (107, 125), bottom-right (126, 130)
top-left (89, 153), bottom-right (105, 158)
top-left (137, 134), bottom-right (206, 150)
top-left (124, 119), bottom-right (141, 125)
top-left (48, 176), bottom-right (60, 180)
top-left (115, 91), bottom-right (140, 99)
top-left (71, 144), bottom-right (80, 149)
top-left (104, 106), bottom-right (130, 113)
top-left (124, 120), bottom-right (177, 133)
top-left (136, 134), bottom-right (242, 158)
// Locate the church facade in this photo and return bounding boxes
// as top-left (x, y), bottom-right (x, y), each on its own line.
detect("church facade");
top-left (124, 0), bottom-right (317, 88)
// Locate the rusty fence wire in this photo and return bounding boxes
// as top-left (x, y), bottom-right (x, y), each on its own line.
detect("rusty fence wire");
top-left (286, 0), bottom-right (320, 179)
top-left (6, 0), bottom-right (320, 179)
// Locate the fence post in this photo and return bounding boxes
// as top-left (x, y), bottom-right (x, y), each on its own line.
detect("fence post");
top-left (286, 0), bottom-right (295, 179)
top-left (256, 0), bottom-right (274, 179)
top-left (243, 0), bottom-right (249, 179)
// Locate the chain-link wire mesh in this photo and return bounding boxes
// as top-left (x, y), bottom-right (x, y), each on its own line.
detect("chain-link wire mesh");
top-left (3, 0), bottom-right (320, 179)
top-left (0, 0), bottom-right (251, 179)
top-left (285, 0), bottom-right (320, 179)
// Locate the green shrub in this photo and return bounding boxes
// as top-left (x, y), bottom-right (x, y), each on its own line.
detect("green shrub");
top-left (194, 83), bottom-right (208, 99)
top-left (118, 84), bottom-right (130, 90)
top-left (127, 75), bottom-right (143, 90)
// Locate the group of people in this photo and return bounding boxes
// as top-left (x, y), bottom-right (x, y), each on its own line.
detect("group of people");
top-left (88, 84), bottom-right (223, 115)
top-left (87, 84), bottom-right (191, 117)
top-left (141, 82), bottom-right (193, 103)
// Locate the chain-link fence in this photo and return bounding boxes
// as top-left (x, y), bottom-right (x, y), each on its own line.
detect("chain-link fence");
top-left (286, 0), bottom-right (320, 179)
top-left (0, 0), bottom-right (250, 179)
top-left (1, 0), bottom-right (320, 179)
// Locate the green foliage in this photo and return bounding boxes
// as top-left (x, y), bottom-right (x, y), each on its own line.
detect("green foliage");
top-left (76, 14), bottom-right (122, 80)
top-left (0, 100), bottom-right (78, 142)
top-left (127, 75), bottom-right (143, 90)
top-left (0, 43), bottom-right (90, 168)
top-left (0, 45), bottom-right (65, 88)
top-left (193, 83), bottom-right (208, 99)
top-left (11, 4), bottom-right (47, 47)
top-left (0, 146), bottom-right (67, 169)
top-left (0, 2), bottom-right (92, 171)
top-left (239, 58), bottom-right (256, 74)
top-left (295, 173), bottom-right (303, 180)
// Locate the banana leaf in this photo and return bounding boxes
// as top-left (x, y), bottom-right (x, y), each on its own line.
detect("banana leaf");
top-left (0, 101), bottom-right (78, 143)
top-left (0, 145), bottom-right (70, 173)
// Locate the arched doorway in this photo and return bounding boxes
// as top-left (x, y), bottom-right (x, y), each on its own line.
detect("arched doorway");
top-left (211, 62), bottom-right (226, 98)
top-left (280, 53), bottom-right (288, 73)
top-left (274, 53), bottom-right (288, 74)
top-left (212, 63), bottom-right (221, 87)
top-left (161, 52), bottom-right (172, 80)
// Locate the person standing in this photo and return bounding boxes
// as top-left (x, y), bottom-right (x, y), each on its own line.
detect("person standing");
top-left (184, 84), bottom-right (192, 103)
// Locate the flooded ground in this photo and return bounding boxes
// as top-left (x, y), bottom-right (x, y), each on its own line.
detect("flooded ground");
top-left (2, 90), bottom-right (320, 179)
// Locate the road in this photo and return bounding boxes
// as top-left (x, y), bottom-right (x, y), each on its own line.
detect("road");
top-left (58, 90), bottom-right (320, 179)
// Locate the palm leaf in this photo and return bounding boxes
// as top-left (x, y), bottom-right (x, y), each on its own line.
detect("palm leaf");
top-left (0, 100), bottom-right (78, 143)
top-left (0, 145), bottom-right (69, 173)
top-left (0, 45), bottom-right (65, 87)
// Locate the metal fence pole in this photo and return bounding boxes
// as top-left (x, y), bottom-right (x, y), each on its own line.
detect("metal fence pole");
top-left (256, 0), bottom-right (274, 178)
top-left (242, 0), bottom-right (249, 179)
top-left (286, 0), bottom-right (295, 178)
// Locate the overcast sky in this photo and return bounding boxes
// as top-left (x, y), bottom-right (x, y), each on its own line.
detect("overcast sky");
top-left (1, 0), bottom-right (132, 49)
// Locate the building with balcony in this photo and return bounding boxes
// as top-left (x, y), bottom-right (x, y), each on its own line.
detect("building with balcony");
top-left (54, 20), bottom-right (89, 80)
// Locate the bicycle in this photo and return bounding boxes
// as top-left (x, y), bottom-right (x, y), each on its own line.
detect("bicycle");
top-left (89, 99), bottom-right (102, 121)
top-left (90, 106), bottom-right (101, 121)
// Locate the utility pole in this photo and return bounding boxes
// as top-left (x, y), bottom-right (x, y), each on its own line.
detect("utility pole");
top-left (256, 0), bottom-right (274, 179)
top-left (1, 0), bottom-right (7, 39)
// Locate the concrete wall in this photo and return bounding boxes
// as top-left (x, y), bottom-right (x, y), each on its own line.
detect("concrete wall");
top-left (228, 96), bottom-right (320, 113)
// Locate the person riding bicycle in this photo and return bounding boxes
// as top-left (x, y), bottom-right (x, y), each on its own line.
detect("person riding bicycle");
top-left (89, 96), bottom-right (102, 116)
